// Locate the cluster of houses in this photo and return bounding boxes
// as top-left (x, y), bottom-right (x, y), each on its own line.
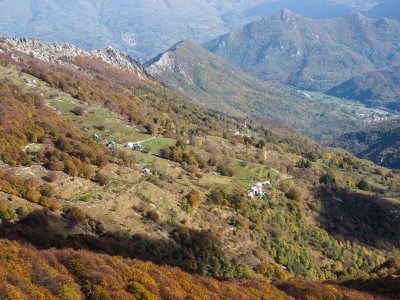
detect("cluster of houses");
top-left (23, 77), bottom-right (37, 87)
top-left (90, 132), bottom-right (272, 198)
top-left (366, 115), bottom-right (389, 124)
top-left (356, 113), bottom-right (389, 124)
top-left (233, 122), bottom-right (252, 137)
top-left (247, 181), bottom-right (271, 198)
top-left (91, 134), bottom-right (144, 151)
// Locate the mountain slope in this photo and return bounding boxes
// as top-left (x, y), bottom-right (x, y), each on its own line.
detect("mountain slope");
top-left (205, 10), bottom-right (400, 91)
top-left (327, 118), bottom-right (400, 169)
top-left (2, 238), bottom-right (394, 300)
top-left (328, 65), bottom-right (400, 111)
top-left (144, 40), bottom-right (364, 140)
top-left (0, 0), bottom-right (392, 61)
top-left (1, 37), bottom-right (400, 294)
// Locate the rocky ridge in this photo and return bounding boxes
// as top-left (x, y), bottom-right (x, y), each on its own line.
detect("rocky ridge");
top-left (1, 37), bottom-right (144, 78)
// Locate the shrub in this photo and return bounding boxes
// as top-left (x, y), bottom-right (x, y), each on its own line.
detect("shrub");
top-left (216, 160), bottom-right (234, 177)
top-left (127, 282), bottom-right (154, 300)
top-left (357, 179), bottom-right (371, 191)
top-left (185, 189), bottom-right (201, 207)
top-left (319, 171), bottom-right (336, 188)
top-left (297, 158), bottom-right (312, 168)
top-left (39, 196), bottom-right (52, 208)
top-left (145, 210), bottom-right (159, 222)
top-left (95, 155), bottom-right (109, 168)
top-left (15, 206), bottom-right (30, 218)
top-left (0, 201), bottom-right (16, 220)
top-left (278, 179), bottom-right (291, 193)
top-left (208, 188), bottom-right (228, 206)
top-left (64, 207), bottom-right (87, 225)
top-left (41, 183), bottom-right (56, 197)
top-left (71, 106), bottom-right (85, 116)
top-left (44, 171), bottom-right (58, 182)
top-left (286, 186), bottom-right (303, 201)
top-left (185, 164), bottom-right (200, 179)
top-left (93, 172), bottom-right (109, 186)
top-left (91, 287), bottom-right (112, 300)
top-left (57, 284), bottom-right (81, 300)
top-left (46, 156), bottom-right (65, 171)
top-left (305, 151), bottom-right (321, 162)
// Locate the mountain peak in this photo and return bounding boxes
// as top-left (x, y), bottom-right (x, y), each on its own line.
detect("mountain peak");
top-left (344, 12), bottom-right (368, 22)
top-left (271, 8), bottom-right (299, 24)
top-left (281, 8), bottom-right (295, 16)
top-left (171, 39), bottom-right (197, 49)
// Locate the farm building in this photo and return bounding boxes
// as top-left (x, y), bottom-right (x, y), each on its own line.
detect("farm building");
top-left (106, 141), bottom-right (116, 147)
top-left (126, 142), bottom-right (142, 150)
top-left (141, 167), bottom-right (151, 175)
top-left (248, 181), bottom-right (271, 198)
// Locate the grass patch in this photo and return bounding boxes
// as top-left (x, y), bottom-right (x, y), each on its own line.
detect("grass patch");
top-left (141, 138), bottom-right (177, 155)
top-left (46, 96), bottom-right (150, 143)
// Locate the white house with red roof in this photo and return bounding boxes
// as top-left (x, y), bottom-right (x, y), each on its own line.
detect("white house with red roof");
top-left (248, 181), bottom-right (271, 198)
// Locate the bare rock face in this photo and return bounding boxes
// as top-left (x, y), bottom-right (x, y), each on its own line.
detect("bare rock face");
top-left (5, 37), bottom-right (88, 62)
top-left (92, 46), bottom-right (144, 78)
top-left (1, 37), bottom-right (144, 78)
top-left (145, 51), bottom-right (176, 77)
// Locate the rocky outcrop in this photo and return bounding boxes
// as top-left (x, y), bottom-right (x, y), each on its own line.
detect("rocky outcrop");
top-left (1, 37), bottom-right (144, 78)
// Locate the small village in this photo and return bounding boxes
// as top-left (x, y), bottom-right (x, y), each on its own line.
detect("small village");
top-left (91, 120), bottom-right (277, 201)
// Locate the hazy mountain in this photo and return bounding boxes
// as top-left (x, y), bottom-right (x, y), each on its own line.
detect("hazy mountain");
top-left (223, 0), bottom-right (381, 26)
top-left (0, 0), bottom-right (226, 61)
top-left (328, 119), bottom-right (400, 169)
top-left (144, 40), bottom-right (364, 140)
top-left (0, 0), bottom-right (393, 61)
top-left (328, 65), bottom-right (400, 111)
top-left (205, 10), bottom-right (400, 91)
top-left (366, 0), bottom-right (400, 20)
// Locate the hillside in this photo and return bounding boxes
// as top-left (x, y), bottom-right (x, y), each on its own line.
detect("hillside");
top-left (205, 10), bottom-right (400, 91)
top-left (328, 65), bottom-right (400, 111)
top-left (0, 0), bottom-right (392, 61)
top-left (3, 238), bottom-right (399, 300)
top-left (144, 40), bottom-right (371, 141)
top-left (327, 118), bottom-right (400, 169)
top-left (0, 37), bottom-right (400, 298)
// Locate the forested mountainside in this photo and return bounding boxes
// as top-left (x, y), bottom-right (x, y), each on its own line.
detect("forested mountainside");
top-left (205, 10), bottom-right (400, 91)
top-left (327, 118), bottom-right (400, 169)
top-left (2, 238), bottom-right (400, 300)
top-left (0, 0), bottom-right (393, 61)
top-left (328, 65), bottom-right (400, 111)
top-left (145, 40), bottom-right (364, 141)
top-left (0, 37), bottom-right (400, 299)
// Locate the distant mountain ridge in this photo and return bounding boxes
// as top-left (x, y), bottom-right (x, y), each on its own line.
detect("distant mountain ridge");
top-left (366, 0), bottom-right (400, 20)
top-left (205, 10), bottom-right (400, 91)
top-left (144, 40), bottom-right (363, 141)
top-left (0, 0), bottom-right (396, 61)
